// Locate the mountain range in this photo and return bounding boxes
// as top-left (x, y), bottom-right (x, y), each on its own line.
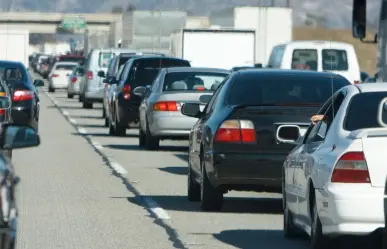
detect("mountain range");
top-left (0, 0), bottom-right (381, 29)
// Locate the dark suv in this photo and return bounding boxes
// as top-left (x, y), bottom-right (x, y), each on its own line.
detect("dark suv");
top-left (107, 56), bottom-right (191, 136)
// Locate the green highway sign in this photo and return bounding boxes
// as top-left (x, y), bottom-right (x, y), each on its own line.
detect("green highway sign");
top-left (60, 17), bottom-right (86, 30)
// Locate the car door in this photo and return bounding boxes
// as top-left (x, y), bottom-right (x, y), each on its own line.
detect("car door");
top-left (295, 91), bottom-right (346, 224)
top-left (190, 82), bottom-right (224, 174)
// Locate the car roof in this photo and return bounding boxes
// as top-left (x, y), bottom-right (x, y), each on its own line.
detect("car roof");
top-left (354, 83), bottom-right (387, 93)
top-left (276, 40), bottom-right (354, 49)
top-left (0, 60), bottom-right (24, 67)
top-left (132, 56), bottom-right (187, 62)
top-left (236, 69), bottom-right (347, 79)
top-left (165, 67), bottom-right (229, 74)
top-left (55, 62), bottom-right (78, 65)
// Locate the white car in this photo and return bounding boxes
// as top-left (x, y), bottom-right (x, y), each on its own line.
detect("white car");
top-left (48, 62), bottom-right (78, 92)
top-left (277, 83), bottom-right (387, 248)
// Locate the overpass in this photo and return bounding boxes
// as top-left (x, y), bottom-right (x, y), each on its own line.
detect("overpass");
top-left (0, 12), bottom-right (122, 34)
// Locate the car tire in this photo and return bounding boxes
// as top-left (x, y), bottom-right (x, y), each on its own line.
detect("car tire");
top-left (200, 157), bottom-right (223, 211)
top-left (310, 197), bottom-right (330, 249)
top-left (48, 86), bottom-right (54, 93)
top-left (82, 102), bottom-right (93, 109)
top-left (102, 105), bottom-right (106, 118)
top-left (67, 93), bottom-right (74, 99)
top-left (79, 94), bottom-right (84, 102)
top-left (104, 117), bottom-right (109, 127)
top-left (108, 118), bottom-right (115, 135)
top-left (144, 122), bottom-right (159, 150)
top-left (283, 201), bottom-right (300, 238)
top-left (188, 159), bottom-right (201, 202)
top-left (139, 127), bottom-right (146, 147)
top-left (113, 111), bottom-right (126, 137)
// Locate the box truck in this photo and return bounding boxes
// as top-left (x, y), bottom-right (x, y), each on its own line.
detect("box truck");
top-left (0, 30), bottom-right (29, 68)
top-left (170, 28), bottom-right (256, 70)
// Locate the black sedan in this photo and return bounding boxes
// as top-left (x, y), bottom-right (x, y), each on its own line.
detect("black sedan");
top-left (0, 61), bottom-right (43, 131)
top-left (181, 69), bottom-right (351, 211)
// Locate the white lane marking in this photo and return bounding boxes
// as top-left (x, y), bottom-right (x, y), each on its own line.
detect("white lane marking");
top-left (77, 127), bottom-right (87, 134)
top-left (91, 140), bottom-right (103, 150)
top-left (110, 161), bottom-right (128, 175)
top-left (69, 118), bottom-right (77, 124)
top-left (62, 110), bottom-right (69, 116)
top-left (144, 197), bottom-right (171, 220)
top-left (53, 100), bottom-right (59, 106)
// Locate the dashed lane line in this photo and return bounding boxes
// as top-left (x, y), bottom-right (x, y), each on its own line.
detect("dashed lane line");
top-left (40, 89), bottom-right (187, 247)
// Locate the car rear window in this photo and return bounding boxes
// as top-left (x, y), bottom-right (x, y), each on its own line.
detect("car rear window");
top-left (56, 64), bottom-right (76, 70)
top-left (344, 92), bottom-right (387, 131)
top-left (59, 57), bottom-right (84, 63)
top-left (163, 72), bottom-right (227, 92)
top-left (131, 58), bottom-right (190, 87)
top-left (0, 67), bottom-right (25, 82)
top-left (291, 49), bottom-right (318, 70)
top-left (322, 49), bottom-right (349, 71)
top-left (99, 53), bottom-right (113, 68)
top-left (226, 73), bottom-right (350, 106)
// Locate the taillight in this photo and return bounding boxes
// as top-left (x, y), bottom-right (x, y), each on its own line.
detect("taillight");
top-left (354, 81), bottom-right (360, 84)
top-left (122, 85), bottom-right (131, 100)
top-left (51, 74), bottom-right (59, 78)
top-left (214, 119), bottom-right (256, 143)
top-left (0, 109), bottom-right (5, 115)
top-left (153, 101), bottom-right (181, 111)
top-left (71, 76), bottom-right (77, 83)
top-left (87, 71), bottom-right (93, 80)
top-left (331, 152), bottom-right (370, 183)
top-left (196, 86), bottom-right (205, 91)
top-left (13, 90), bottom-right (33, 101)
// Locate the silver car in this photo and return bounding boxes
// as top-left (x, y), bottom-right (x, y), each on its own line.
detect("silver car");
top-left (67, 65), bottom-right (85, 98)
top-left (134, 67), bottom-right (230, 150)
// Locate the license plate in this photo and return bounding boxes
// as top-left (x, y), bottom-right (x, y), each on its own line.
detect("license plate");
top-left (199, 105), bottom-right (206, 112)
top-left (299, 127), bottom-right (307, 136)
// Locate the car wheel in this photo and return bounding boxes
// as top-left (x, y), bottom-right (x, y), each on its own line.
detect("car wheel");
top-left (310, 197), bottom-right (330, 249)
top-left (104, 117), bottom-right (109, 127)
top-left (67, 93), bottom-right (74, 99)
top-left (102, 105), bottom-right (106, 118)
top-left (79, 94), bottom-right (84, 102)
top-left (139, 126), bottom-right (146, 147)
top-left (144, 122), bottom-right (159, 150)
top-left (82, 101), bottom-right (93, 109)
top-left (283, 201), bottom-right (300, 238)
top-left (200, 156), bottom-right (223, 211)
top-left (48, 86), bottom-right (54, 93)
top-left (108, 117), bottom-right (115, 135)
top-left (188, 158), bottom-right (201, 202)
top-left (113, 111), bottom-right (126, 136)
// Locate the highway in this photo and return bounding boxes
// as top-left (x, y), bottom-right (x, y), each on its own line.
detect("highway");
top-left (10, 75), bottom-right (376, 249)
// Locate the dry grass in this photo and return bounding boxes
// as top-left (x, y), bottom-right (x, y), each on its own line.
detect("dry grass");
top-left (293, 27), bottom-right (377, 75)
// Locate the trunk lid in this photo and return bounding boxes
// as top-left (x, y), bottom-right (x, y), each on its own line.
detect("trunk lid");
top-left (227, 105), bottom-right (320, 152)
top-left (361, 132), bottom-right (387, 187)
top-left (155, 92), bottom-right (212, 116)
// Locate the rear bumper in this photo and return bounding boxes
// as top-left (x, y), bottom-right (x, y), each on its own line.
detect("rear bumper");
top-left (149, 114), bottom-right (197, 138)
top-left (207, 151), bottom-right (286, 191)
top-left (11, 106), bottom-right (32, 125)
top-left (50, 80), bottom-right (68, 89)
top-left (85, 88), bottom-right (103, 102)
top-left (68, 84), bottom-right (80, 94)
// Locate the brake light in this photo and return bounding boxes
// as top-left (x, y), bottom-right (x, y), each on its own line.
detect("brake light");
top-left (331, 152), bottom-right (370, 183)
top-left (87, 71), bottom-right (93, 80)
top-left (0, 109), bottom-right (5, 115)
top-left (51, 74), bottom-right (59, 78)
top-left (196, 86), bottom-right (205, 91)
top-left (214, 119), bottom-right (256, 143)
top-left (13, 90), bottom-right (33, 101)
top-left (354, 80), bottom-right (360, 84)
top-left (122, 85), bottom-right (131, 100)
top-left (71, 76), bottom-right (77, 83)
top-left (153, 101), bottom-right (181, 111)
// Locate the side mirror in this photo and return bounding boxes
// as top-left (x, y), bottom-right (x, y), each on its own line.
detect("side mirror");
top-left (352, 0), bottom-right (366, 39)
top-left (199, 94), bottom-right (212, 105)
top-left (33, 79), bottom-right (44, 87)
top-left (133, 86), bottom-right (147, 97)
top-left (181, 103), bottom-right (202, 118)
top-left (97, 70), bottom-right (105, 78)
top-left (1, 124), bottom-right (40, 149)
top-left (275, 125), bottom-right (301, 145)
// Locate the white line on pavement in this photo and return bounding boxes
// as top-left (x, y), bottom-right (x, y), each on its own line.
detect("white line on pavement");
top-left (91, 140), bottom-right (103, 150)
top-left (62, 110), bottom-right (69, 116)
top-left (77, 127), bottom-right (87, 134)
top-left (110, 161), bottom-right (128, 175)
top-left (69, 118), bottom-right (77, 124)
top-left (144, 197), bottom-right (171, 220)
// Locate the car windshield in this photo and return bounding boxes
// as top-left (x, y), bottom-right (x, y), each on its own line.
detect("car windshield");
top-left (226, 73), bottom-right (350, 106)
top-left (291, 49), bottom-right (318, 70)
top-left (322, 49), bottom-right (349, 71)
top-left (56, 64), bottom-right (77, 70)
top-left (162, 72), bottom-right (227, 92)
top-left (344, 92), bottom-right (387, 131)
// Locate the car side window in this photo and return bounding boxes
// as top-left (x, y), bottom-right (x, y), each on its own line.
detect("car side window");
top-left (204, 76), bottom-right (229, 114)
top-left (119, 62), bottom-right (132, 86)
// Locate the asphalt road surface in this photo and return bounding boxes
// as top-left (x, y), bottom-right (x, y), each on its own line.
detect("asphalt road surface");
top-left (11, 74), bottom-right (380, 249)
